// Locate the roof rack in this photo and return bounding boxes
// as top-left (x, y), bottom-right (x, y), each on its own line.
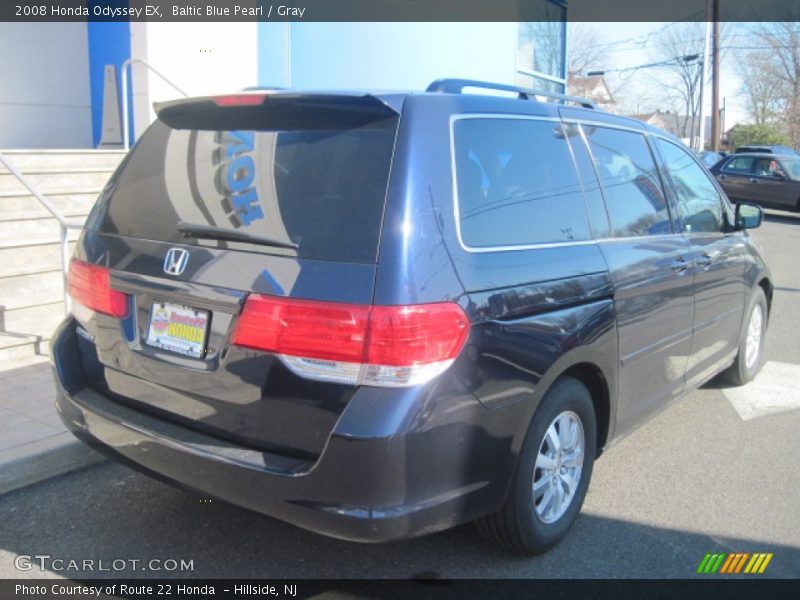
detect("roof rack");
top-left (426, 78), bottom-right (596, 110)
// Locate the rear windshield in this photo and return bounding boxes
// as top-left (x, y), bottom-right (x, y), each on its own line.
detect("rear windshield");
top-left (97, 108), bottom-right (398, 263)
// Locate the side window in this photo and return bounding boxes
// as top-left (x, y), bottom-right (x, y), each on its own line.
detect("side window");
top-left (752, 157), bottom-right (779, 177)
top-left (655, 138), bottom-right (724, 234)
top-left (783, 159), bottom-right (800, 179)
top-left (452, 118), bottom-right (591, 248)
top-left (583, 126), bottom-right (671, 238)
top-left (723, 156), bottom-right (755, 173)
top-left (563, 123), bottom-right (611, 238)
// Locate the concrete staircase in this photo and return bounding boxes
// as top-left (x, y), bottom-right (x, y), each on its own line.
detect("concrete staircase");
top-left (0, 150), bottom-right (126, 363)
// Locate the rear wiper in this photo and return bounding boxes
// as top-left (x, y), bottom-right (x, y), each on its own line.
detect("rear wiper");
top-left (177, 221), bottom-right (299, 250)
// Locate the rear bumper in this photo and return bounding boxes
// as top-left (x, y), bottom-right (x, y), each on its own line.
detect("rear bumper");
top-left (51, 317), bottom-right (512, 543)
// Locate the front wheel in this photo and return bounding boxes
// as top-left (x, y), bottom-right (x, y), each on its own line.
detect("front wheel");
top-left (476, 376), bottom-right (597, 554)
top-left (722, 286), bottom-right (768, 386)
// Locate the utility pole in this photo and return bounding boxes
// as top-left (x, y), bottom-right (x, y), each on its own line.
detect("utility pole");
top-left (721, 97), bottom-right (726, 145)
top-left (711, 0), bottom-right (721, 151)
top-left (697, 19), bottom-right (712, 150)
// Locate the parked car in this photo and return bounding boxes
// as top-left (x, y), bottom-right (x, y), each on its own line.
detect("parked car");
top-left (710, 152), bottom-right (800, 212)
top-left (734, 144), bottom-right (799, 156)
top-left (52, 79), bottom-right (772, 555)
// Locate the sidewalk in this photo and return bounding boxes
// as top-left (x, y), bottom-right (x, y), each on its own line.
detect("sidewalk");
top-left (0, 355), bottom-right (104, 494)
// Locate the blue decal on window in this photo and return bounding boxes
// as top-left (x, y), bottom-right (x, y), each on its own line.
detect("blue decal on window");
top-left (215, 131), bottom-right (265, 228)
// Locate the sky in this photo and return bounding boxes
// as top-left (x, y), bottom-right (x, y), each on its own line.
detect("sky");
top-left (582, 22), bottom-right (749, 129)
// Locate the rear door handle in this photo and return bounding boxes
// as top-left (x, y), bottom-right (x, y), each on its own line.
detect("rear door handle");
top-left (720, 174), bottom-right (728, 179)
top-left (749, 178), bottom-right (759, 183)
top-left (670, 257), bottom-right (689, 274)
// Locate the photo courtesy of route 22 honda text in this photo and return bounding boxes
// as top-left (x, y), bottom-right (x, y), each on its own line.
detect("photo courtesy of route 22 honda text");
top-left (52, 79), bottom-right (771, 554)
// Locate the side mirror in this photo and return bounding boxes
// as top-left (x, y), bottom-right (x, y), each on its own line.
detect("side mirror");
top-left (735, 202), bottom-right (764, 230)
top-left (773, 169), bottom-right (787, 179)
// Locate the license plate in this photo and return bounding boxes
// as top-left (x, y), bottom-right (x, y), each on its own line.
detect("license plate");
top-left (145, 302), bottom-right (209, 358)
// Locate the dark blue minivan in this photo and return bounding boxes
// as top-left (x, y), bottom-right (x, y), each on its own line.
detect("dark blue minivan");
top-left (51, 79), bottom-right (772, 554)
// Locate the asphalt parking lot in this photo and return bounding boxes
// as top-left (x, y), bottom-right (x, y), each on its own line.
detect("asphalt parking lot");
top-left (1, 212), bottom-right (799, 580)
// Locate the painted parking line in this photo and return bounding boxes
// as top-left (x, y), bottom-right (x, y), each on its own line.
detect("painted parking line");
top-left (723, 361), bottom-right (800, 420)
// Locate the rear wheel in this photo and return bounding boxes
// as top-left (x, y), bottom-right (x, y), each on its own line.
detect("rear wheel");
top-left (476, 376), bottom-right (596, 554)
top-left (722, 287), bottom-right (768, 386)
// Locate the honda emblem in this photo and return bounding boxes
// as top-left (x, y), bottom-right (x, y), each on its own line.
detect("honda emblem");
top-left (163, 248), bottom-right (189, 276)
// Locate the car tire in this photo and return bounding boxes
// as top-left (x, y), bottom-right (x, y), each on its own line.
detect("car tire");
top-left (722, 286), bottom-right (768, 386)
top-left (475, 376), bottom-right (596, 554)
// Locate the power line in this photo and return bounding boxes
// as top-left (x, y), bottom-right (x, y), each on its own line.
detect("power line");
top-left (586, 54), bottom-right (701, 77)
top-left (581, 24), bottom-right (800, 61)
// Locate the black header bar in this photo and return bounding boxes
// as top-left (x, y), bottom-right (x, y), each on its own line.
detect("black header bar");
top-left (2, 0), bottom-right (800, 22)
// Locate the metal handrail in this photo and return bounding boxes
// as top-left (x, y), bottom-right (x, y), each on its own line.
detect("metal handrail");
top-left (121, 58), bottom-right (189, 150)
top-left (0, 152), bottom-right (82, 310)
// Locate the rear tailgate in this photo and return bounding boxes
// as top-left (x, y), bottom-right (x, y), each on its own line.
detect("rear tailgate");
top-left (73, 93), bottom-right (400, 458)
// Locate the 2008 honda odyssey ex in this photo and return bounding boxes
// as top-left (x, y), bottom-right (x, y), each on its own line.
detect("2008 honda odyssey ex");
top-left (52, 79), bottom-right (771, 554)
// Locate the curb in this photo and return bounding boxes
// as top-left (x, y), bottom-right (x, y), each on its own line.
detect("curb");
top-left (0, 432), bottom-right (106, 495)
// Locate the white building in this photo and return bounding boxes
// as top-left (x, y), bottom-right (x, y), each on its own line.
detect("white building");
top-left (0, 6), bottom-right (568, 149)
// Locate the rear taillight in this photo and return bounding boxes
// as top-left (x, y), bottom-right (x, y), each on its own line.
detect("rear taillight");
top-left (232, 295), bottom-right (469, 387)
top-left (68, 258), bottom-right (128, 318)
top-left (232, 296), bottom-right (370, 364)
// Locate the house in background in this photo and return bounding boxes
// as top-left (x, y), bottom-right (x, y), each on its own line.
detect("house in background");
top-left (567, 74), bottom-right (617, 113)
top-left (627, 110), bottom-right (711, 146)
top-left (628, 111), bottom-right (678, 134)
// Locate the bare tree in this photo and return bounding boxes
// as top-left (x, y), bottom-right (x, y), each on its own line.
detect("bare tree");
top-left (567, 23), bottom-right (607, 76)
top-left (750, 23), bottom-right (800, 146)
top-left (647, 23), bottom-right (706, 143)
top-left (737, 50), bottom-right (784, 125)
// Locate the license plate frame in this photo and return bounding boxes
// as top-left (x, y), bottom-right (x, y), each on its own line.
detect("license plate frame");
top-left (145, 301), bottom-right (210, 359)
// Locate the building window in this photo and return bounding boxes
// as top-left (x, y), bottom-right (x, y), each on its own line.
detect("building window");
top-left (517, 1), bottom-right (566, 91)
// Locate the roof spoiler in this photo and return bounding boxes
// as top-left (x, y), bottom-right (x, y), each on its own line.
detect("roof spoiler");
top-left (153, 93), bottom-right (400, 131)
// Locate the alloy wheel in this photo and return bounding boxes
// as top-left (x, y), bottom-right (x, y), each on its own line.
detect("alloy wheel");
top-left (745, 303), bottom-right (764, 370)
top-left (532, 410), bottom-right (585, 524)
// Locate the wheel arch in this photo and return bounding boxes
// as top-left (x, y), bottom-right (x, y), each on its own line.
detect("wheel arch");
top-left (559, 362), bottom-right (612, 457)
top-left (758, 276), bottom-right (773, 316)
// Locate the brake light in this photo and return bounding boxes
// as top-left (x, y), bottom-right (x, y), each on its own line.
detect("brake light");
top-left (232, 295), bottom-right (469, 387)
top-left (233, 296), bottom-right (370, 363)
top-left (211, 94), bottom-right (267, 107)
top-left (68, 258), bottom-right (128, 318)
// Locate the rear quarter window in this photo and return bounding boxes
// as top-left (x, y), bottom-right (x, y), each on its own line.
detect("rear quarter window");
top-left (452, 117), bottom-right (591, 249)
